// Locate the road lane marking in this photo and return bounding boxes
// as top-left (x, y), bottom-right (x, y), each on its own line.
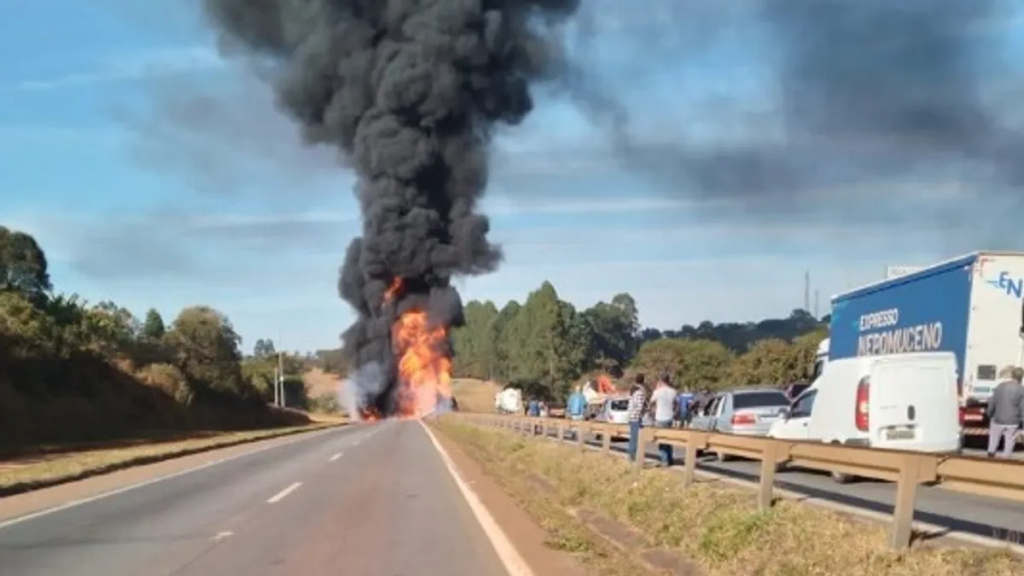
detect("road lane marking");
top-left (0, 426), bottom-right (346, 530)
top-left (329, 452), bottom-right (342, 461)
top-left (420, 421), bottom-right (533, 576)
top-left (267, 482), bottom-right (302, 504)
top-left (211, 531), bottom-right (234, 541)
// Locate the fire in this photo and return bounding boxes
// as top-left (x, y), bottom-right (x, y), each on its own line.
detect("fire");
top-left (596, 374), bottom-right (616, 394)
top-left (383, 277), bottom-right (404, 303)
top-left (360, 407), bottom-right (382, 422)
top-left (392, 309), bottom-right (452, 418)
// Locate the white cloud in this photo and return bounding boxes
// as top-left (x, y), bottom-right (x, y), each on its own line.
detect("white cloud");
top-left (0, 46), bottom-right (224, 92)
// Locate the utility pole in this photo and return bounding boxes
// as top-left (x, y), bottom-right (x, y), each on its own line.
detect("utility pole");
top-left (277, 328), bottom-right (285, 408)
top-left (803, 270), bottom-right (811, 312)
top-left (273, 366), bottom-right (279, 406)
top-left (814, 289), bottom-right (820, 320)
top-left (278, 349), bottom-right (285, 407)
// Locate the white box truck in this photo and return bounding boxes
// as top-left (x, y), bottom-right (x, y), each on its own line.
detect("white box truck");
top-left (826, 251), bottom-right (1024, 438)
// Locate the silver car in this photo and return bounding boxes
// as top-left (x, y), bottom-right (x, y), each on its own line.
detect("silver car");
top-left (689, 387), bottom-right (791, 459)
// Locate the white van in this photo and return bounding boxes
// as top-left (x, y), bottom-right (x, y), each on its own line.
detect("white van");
top-left (768, 352), bottom-right (961, 483)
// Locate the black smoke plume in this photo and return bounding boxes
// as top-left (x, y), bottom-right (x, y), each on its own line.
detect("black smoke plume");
top-left (569, 0), bottom-right (1024, 229)
top-left (202, 0), bottom-right (580, 415)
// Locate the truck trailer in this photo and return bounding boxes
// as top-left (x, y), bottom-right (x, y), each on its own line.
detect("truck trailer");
top-left (828, 251), bottom-right (1024, 436)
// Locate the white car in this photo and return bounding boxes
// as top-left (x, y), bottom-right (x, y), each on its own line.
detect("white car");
top-left (593, 395), bottom-right (652, 440)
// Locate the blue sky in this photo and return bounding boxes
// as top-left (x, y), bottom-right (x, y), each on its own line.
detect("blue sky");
top-left (4, 1), bottom-right (1021, 352)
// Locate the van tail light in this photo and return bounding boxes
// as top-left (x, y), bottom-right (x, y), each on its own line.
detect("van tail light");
top-left (855, 377), bottom-right (870, 432)
top-left (731, 412), bottom-right (757, 425)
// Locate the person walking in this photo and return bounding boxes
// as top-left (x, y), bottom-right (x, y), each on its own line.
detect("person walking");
top-left (626, 374), bottom-right (649, 462)
top-left (567, 385), bottom-right (588, 439)
top-left (987, 366), bottom-right (1024, 458)
top-left (649, 373), bottom-right (678, 466)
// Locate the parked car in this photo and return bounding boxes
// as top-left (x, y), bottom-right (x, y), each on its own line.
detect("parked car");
top-left (688, 387), bottom-right (791, 461)
top-left (593, 394), bottom-right (652, 441)
top-left (782, 381), bottom-right (811, 400)
top-left (768, 352), bottom-right (961, 483)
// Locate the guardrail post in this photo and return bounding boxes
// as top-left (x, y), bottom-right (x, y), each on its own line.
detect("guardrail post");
top-left (890, 455), bottom-right (924, 550)
top-left (634, 426), bottom-right (651, 471)
top-left (757, 441), bottom-right (779, 511)
top-left (682, 432), bottom-right (706, 488)
top-left (577, 422), bottom-right (586, 449)
top-left (602, 426), bottom-right (612, 453)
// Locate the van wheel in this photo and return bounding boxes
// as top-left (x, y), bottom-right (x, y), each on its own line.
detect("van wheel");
top-left (829, 441), bottom-right (856, 484)
top-left (831, 470), bottom-right (853, 484)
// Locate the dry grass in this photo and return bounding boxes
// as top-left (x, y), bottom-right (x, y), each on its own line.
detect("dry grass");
top-left (452, 378), bottom-right (502, 413)
top-left (0, 423), bottom-right (339, 496)
top-left (435, 418), bottom-right (1024, 576)
top-left (302, 368), bottom-right (341, 398)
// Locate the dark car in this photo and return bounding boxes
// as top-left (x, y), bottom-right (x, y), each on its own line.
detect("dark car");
top-left (782, 382), bottom-right (811, 400)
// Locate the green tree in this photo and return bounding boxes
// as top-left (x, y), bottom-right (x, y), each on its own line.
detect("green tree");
top-left (253, 338), bottom-right (276, 358)
top-left (729, 338), bottom-right (804, 385)
top-left (581, 292), bottom-right (639, 374)
top-left (0, 226), bottom-right (51, 303)
top-left (142, 308), bottom-right (166, 340)
top-left (164, 306), bottom-right (250, 399)
top-left (633, 338), bottom-right (733, 391)
top-left (503, 282), bottom-right (585, 399)
top-left (491, 300), bottom-right (521, 381)
top-left (452, 300), bottom-right (501, 380)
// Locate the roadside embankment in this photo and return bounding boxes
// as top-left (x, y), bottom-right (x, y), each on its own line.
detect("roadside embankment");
top-left (0, 422), bottom-right (341, 497)
top-left (434, 418), bottom-right (1023, 576)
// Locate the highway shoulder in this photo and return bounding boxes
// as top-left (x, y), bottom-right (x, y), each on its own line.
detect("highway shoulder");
top-left (426, 421), bottom-right (590, 576)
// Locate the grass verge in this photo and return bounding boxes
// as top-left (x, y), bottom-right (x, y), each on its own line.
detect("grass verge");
top-left (435, 417), bottom-right (1024, 576)
top-left (0, 423), bottom-right (341, 497)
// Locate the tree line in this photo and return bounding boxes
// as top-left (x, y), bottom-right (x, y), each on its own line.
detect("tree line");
top-left (0, 225), bottom-right (312, 448)
top-left (451, 281), bottom-right (828, 400)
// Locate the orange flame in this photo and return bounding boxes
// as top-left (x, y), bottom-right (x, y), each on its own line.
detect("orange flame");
top-left (383, 277), bottom-right (404, 304)
top-left (596, 374), bottom-right (615, 394)
top-left (392, 309), bottom-right (452, 418)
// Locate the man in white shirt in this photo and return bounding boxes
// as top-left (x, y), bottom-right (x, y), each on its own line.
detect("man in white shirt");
top-left (649, 372), bottom-right (678, 466)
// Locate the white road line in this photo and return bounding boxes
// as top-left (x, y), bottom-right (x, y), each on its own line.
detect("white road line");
top-left (0, 427), bottom-right (342, 530)
top-left (420, 421), bottom-right (533, 576)
top-left (266, 482), bottom-right (302, 504)
top-left (329, 453), bottom-right (342, 461)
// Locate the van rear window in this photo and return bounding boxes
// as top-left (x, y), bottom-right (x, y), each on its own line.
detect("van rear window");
top-left (733, 391), bottom-right (790, 409)
top-left (609, 400), bottom-right (630, 411)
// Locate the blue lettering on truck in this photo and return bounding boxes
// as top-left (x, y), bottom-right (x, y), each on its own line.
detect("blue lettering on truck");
top-left (987, 271), bottom-right (1023, 299)
top-left (829, 256), bottom-right (973, 378)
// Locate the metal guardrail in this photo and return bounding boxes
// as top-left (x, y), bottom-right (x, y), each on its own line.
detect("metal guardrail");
top-left (451, 413), bottom-right (1024, 551)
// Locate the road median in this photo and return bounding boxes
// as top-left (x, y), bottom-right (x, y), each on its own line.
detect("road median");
top-left (435, 416), bottom-right (1023, 576)
top-left (0, 423), bottom-right (342, 497)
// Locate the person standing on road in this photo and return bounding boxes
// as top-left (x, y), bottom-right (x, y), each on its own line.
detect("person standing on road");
top-left (688, 387), bottom-right (711, 422)
top-left (626, 374), bottom-right (649, 462)
top-left (986, 366), bottom-right (1024, 458)
top-left (567, 385), bottom-right (587, 439)
top-left (649, 373), bottom-right (677, 466)
top-left (676, 388), bottom-right (695, 427)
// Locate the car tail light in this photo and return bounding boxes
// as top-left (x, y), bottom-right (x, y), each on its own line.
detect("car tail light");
top-left (855, 377), bottom-right (870, 432)
top-left (731, 412), bottom-right (757, 425)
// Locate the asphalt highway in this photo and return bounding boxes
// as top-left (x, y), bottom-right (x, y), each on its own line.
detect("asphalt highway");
top-left (0, 422), bottom-right (509, 576)
top-left (540, 428), bottom-right (1024, 542)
